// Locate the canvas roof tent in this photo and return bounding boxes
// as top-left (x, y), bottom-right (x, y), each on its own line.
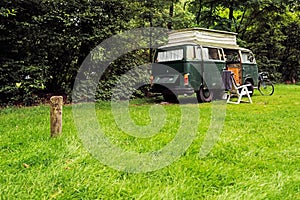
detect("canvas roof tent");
top-left (159, 28), bottom-right (250, 52)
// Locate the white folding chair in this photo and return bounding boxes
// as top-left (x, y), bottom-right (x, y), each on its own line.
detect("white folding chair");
top-left (223, 71), bottom-right (253, 104)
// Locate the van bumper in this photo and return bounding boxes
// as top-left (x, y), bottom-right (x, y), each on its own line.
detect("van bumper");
top-left (150, 84), bottom-right (195, 96)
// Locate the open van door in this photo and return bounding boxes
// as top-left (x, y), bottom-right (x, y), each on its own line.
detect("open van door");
top-left (224, 49), bottom-right (242, 85)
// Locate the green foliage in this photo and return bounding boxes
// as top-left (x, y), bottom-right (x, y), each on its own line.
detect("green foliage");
top-left (280, 21), bottom-right (300, 82)
top-left (0, 0), bottom-right (133, 105)
top-left (241, 2), bottom-right (300, 82)
top-left (0, 61), bottom-right (48, 106)
top-left (96, 51), bottom-right (150, 101)
top-left (0, 7), bottom-right (16, 17)
top-left (0, 0), bottom-right (300, 106)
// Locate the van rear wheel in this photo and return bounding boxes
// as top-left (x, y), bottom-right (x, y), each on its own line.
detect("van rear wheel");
top-left (197, 86), bottom-right (213, 103)
top-left (163, 93), bottom-right (178, 103)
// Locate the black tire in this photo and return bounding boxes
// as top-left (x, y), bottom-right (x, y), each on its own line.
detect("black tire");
top-left (163, 93), bottom-right (178, 103)
top-left (245, 81), bottom-right (254, 96)
top-left (197, 85), bottom-right (213, 103)
top-left (258, 80), bottom-right (274, 96)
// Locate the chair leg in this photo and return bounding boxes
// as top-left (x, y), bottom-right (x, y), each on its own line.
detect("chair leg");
top-left (226, 93), bottom-right (230, 103)
top-left (237, 92), bottom-right (243, 104)
top-left (241, 87), bottom-right (253, 104)
top-left (227, 93), bottom-right (239, 104)
top-left (227, 87), bottom-right (253, 104)
top-left (246, 90), bottom-right (253, 104)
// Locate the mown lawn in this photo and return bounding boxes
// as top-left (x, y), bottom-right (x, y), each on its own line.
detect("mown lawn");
top-left (0, 85), bottom-right (299, 199)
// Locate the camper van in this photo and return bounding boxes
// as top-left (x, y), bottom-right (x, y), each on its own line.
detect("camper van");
top-left (150, 28), bottom-right (258, 102)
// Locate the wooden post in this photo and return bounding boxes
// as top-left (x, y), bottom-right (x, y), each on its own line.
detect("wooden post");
top-left (50, 96), bottom-right (63, 137)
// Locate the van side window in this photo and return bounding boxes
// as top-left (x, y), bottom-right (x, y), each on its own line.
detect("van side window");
top-left (186, 46), bottom-right (194, 60)
top-left (224, 49), bottom-right (240, 63)
top-left (203, 47), bottom-right (221, 60)
top-left (156, 49), bottom-right (184, 62)
top-left (195, 47), bottom-right (202, 60)
top-left (241, 52), bottom-right (255, 63)
top-left (186, 46), bottom-right (202, 60)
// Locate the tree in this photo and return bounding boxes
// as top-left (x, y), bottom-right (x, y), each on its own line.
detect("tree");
top-left (280, 15), bottom-right (300, 82)
top-left (0, 0), bottom-right (133, 105)
top-left (241, 1), bottom-right (300, 82)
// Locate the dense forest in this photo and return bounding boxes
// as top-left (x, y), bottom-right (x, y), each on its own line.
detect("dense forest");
top-left (0, 0), bottom-right (299, 105)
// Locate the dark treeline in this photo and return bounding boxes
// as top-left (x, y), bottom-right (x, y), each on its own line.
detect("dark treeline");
top-left (0, 0), bottom-right (299, 105)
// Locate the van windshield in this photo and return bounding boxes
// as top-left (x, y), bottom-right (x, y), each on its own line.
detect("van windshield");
top-left (156, 49), bottom-right (184, 62)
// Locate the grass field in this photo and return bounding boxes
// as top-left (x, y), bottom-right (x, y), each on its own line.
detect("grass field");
top-left (0, 85), bottom-right (299, 199)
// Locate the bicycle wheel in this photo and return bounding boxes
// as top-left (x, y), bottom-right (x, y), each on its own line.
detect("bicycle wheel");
top-left (258, 80), bottom-right (274, 95)
top-left (245, 81), bottom-right (254, 96)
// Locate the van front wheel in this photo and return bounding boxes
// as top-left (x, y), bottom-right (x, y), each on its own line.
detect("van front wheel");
top-left (197, 86), bottom-right (213, 103)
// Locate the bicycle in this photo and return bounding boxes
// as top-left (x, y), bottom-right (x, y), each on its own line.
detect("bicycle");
top-left (258, 72), bottom-right (274, 96)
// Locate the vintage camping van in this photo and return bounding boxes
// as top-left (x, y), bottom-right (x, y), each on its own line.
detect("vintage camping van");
top-left (150, 28), bottom-right (258, 102)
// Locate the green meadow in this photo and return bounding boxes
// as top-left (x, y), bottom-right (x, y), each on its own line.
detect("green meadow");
top-left (0, 85), bottom-right (299, 199)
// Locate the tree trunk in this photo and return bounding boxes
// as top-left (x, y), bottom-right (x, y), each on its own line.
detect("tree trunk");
top-left (196, 0), bottom-right (203, 25)
top-left (149, 14), bottom-right (153, 63)
top-left (228, 1), bottom-right (234, 30)
top-left (50, 96), bottom-right (63, 137)
top-left (167, 0), bottom-right (174, 30)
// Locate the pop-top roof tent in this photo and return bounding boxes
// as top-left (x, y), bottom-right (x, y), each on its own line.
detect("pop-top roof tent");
top-left (160, 28), bottom-right (250, 52)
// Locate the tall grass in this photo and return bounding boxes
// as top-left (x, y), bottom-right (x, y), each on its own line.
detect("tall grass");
top-left (0, 85), bottom-right (299, 199)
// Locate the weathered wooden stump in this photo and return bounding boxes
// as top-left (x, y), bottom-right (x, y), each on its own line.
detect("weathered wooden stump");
top-left (50, 96), bottom-right (63, 137)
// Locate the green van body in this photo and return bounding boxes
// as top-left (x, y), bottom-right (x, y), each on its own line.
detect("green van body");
top-left (150, 28), bottom-right (258, 102)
